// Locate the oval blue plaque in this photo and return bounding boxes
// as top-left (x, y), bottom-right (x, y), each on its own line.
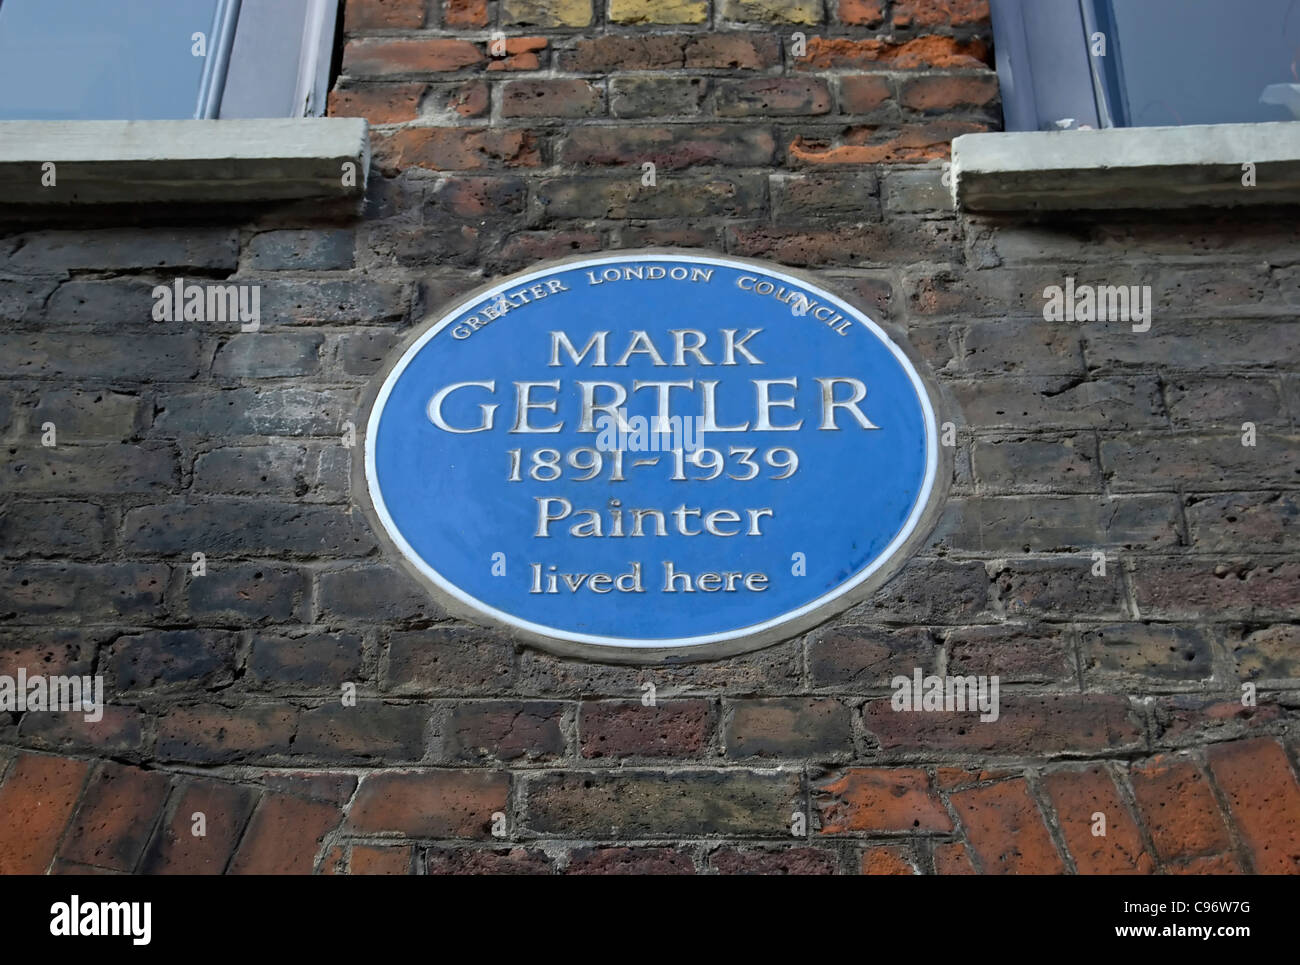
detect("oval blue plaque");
top-left (362, 252), bottom-right (946, 658)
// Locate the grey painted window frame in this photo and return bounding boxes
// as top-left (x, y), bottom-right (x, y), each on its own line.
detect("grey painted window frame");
top-left (990, 0), bottom-right (1109, 132)
top-left (219, 0), bottom-right (340, 119)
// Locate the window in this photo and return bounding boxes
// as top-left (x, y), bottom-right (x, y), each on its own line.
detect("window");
top-left (0, 0), bottom-right (339, 121)
top-left (992, 0), bottom-right (1300, 131)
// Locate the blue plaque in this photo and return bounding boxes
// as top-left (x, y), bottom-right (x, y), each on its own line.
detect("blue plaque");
top-left (361, 252), bottom-right (947, 659)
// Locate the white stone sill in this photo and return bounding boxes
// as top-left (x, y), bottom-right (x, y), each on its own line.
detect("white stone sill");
top-left (0, 118), bottom-right (369, 204)
top-left (951, 121), bottom-right (1300, 211)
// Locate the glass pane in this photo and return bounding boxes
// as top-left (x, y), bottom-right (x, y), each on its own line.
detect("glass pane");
top-left (1104, 0), bottom-right (1300, 126)
top-left (0, 0), bottom-right (221, 120)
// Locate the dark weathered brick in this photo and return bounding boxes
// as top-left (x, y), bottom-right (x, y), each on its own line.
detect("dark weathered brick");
top-left (2, 444), bottom-right (177, 494)
top-left (30, 389), bottom-right (141, 440)
top-left (319, 565), bottom-right (445, 622)
top-left (0, 500), bottom-right (109, 557)
top-left (808, 624), bottom-right (939, 689)
top-left (946, 624), bottom-right (1076, 684)
top-left (1101, 433), bottom-right (1300, 493)
top-left (995, 558), bottom-right (1127, 620)
top-left (524, 770), bottom-right (800, 837)
top-left (725, 698), bottom-right (852, 758)
top-left (440, 700), bottom-right (566, 763)
top-left (0, 562), bottom-right (168, 622)
top-left (183, 562), bottom-right (311, 624)
top-left (971, 434), bottom-right (1100, 493)
top-left (107, 630), bottom-right (241, 693)
top-left (564, 846), bottom-right (695, 874)
top-left (248, 632), bottom-right (364, 689)
top-left (383, 627), bottom-right (516, 695)
top-left (155, 387), bottom-right (356, 437)
top-left (609, 77), bottom-right (708, 117)
top-left (580, 699), bottom-right (712, 759)
top-left (294, 702), bottom-right (430, 763)
top-left (156, 703), bottom-right (297, 763)
top-left (212, 333), bottom-right (324, 378)
top-left (191, 445), bottom-right (349, 501)
top-left (715, 77), bottom-right (831, 116)
top-left (1131, 558), bottom-right (1300, 620)
top-left (7, 229), bottom-right (238, 273)
top-left (1229, 623), bottom-right (1300, 681)
top-left (248, 230), bottom-right (355, 271)
top-left (537, 174), bottom-right (765, 220)
top-left (123, 500), bottom-right (375, 556)
top-left (862, 694), bottom-right (1143, 755)
top-left (0, 334), bottom-right (202, 380)
top-left (560, 125), bottom-right (776, 169)
top-left (1080, 623), bottom-right (1214, 684)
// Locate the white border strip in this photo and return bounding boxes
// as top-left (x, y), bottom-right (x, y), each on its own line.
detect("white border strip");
top-left (364, 254), bottom-right (939, 650)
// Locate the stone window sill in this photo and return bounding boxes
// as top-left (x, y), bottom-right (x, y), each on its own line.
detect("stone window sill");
top-left (950, 121), bottom-right (1300, 211)
top-left (0, 118), bottom-right (369, 205)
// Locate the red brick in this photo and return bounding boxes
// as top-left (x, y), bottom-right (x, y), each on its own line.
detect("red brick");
top-left (343, 38), bottom-right (484, 76)
top-left (444, 0), bottom-right (489, 27)
top-left (485, 37), bottom-right (549, 72)
top-left (228, 793), bottom-right (344, 874)
top-left (0, 754), bottom-right (90, 874)
top-left (817, 768), bottom-right (952, 833)
top-left (373, 128), bottom-right (541, 173)
top-left (350, 844), bottom-right (414, 874)
top-left (840, 75), bottom-right (893, 113)
top-left (139, 778), bottom-right (259, 874)
top-left (1206, 738), bottom-right (1300, 874)
top-left (58, 762), bottom-right (171, 872)
top-left (951, 779), bottom-right (1065, 874)
top-left (798, 36), bottom-right (990, 70)
top-left (1129, 756), bottom-right (1232, 862)
top-left (900, 73), bottom-right (999, 111)
top-left (838, 0), bottom-right (885, 25)
top-left (1166, 853), bottom-right (1242, 874)
top-left (710, 846), bottom-right (838, 874)
top-left (862, 694), bottom-right (1143, 755)
top-left (346, 0), bottom-right (426, 30)
top-left (1042, 766), bottom-right (1154, 874)
top-left (861, 844), bottom-right (918, 874)
top-left (426, 847), bottom-right (553, 874)
top-left (893, 0), bottom-right (990, 27)
top-left (933, 840), bottom-right (976, 874)
top-left (580, 699), bottom-right (712, 758)
top-left (502, 78), bottom-right (603, 118)
top-left (565, 846), bottom-right (695, 875)
top-left (346, 770), bottom-right (509, 838)
top-left (328, 83), bottom-right (426, 124)
top-left (789, 120), bottom-right (987, 164)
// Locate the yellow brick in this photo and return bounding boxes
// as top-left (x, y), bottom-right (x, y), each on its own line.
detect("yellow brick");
top-left (719, 0), bottom-right (822, 24)
top-left (610, 0), bottom-right (709, 24)
top-left (503, 0), bottom-right (593, 27)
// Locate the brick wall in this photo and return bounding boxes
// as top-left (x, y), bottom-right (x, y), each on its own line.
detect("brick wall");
top-left (0, 0), bottom-right (1297, 874)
